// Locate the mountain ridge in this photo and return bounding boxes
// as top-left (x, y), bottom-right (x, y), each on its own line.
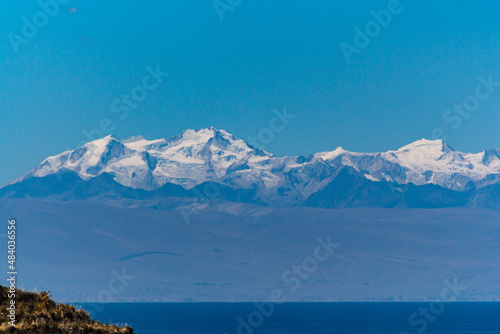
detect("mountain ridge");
top-left (3, 128), bottom-right (500, 208)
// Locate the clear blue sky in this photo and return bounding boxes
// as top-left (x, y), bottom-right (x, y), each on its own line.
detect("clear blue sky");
top-left (1, 0), bottom-right (499, 185)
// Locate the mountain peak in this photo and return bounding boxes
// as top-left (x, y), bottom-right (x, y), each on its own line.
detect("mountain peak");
top-left (168, 127), bottom-right (234, 144)
top-left (481, 149), bottom-right (500, 166)
top-left (123, 135), bottom-right (146, 143)
top-left (182, 127), bottom-right (233, 139)
top-left (80, 134), bottom-right (121, 149)
top-left (396, 138), bottom-right (454, 153)
top-left (102, 134), bottom-right (120, 141)
top-left (315, 146), bottom-right (347, 160)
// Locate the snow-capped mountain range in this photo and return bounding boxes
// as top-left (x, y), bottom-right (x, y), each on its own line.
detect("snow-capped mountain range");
top-left (3, 127), bottom-right (500, 208)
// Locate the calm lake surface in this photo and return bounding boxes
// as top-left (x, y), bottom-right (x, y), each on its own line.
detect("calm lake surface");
top-left (78, 302), bottom-right (500, 334)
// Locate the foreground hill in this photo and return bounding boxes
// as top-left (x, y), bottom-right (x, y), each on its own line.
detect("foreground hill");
top-left (0, 285), bottom-right (133, 333)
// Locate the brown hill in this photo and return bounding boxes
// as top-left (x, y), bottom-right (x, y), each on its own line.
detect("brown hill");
top-left (0, 285), bottom-right (134, 333)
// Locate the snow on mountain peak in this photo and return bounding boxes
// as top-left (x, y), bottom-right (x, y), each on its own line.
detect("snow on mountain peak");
top-left (396, 138), bottom-right (454, 153)
top-left (315, 146), bottom-right (346, 159)
top-left (123, 135), bottom-right (146, 143)
top-left (23, 128), bottom-right (278, 190)
top-left (169, 127), bottom-right (240, 149)
top-left (18, 131), bottom-right (500, 196)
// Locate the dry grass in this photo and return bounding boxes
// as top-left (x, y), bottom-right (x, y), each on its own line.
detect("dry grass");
top-left (0, 285), bottom-right (134, 333)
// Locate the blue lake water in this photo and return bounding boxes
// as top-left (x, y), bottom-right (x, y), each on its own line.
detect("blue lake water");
top-left (77, 302), bottom-right (500, 334)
